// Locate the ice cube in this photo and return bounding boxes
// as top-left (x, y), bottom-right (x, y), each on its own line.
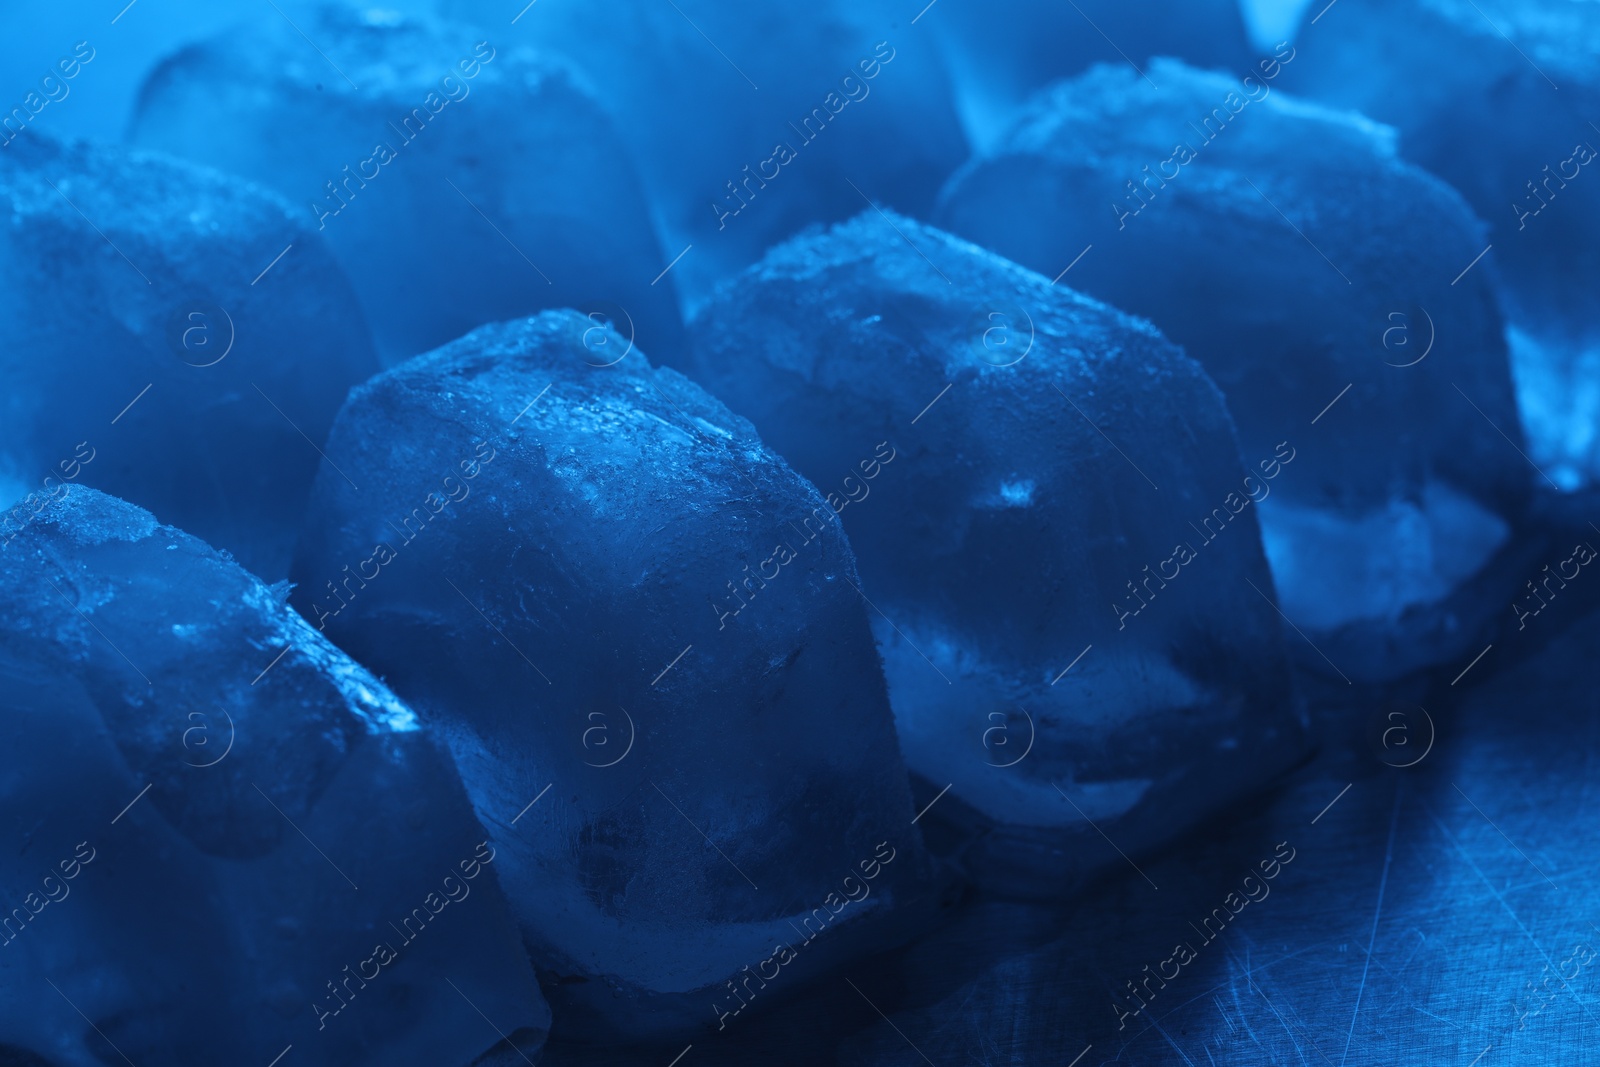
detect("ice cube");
top-left (439, 0), bottom-right (968, 306)
top-left (1279, 0), bottom-right (1600, 488)
top-left (673, 209), bottom-right (1309, 897)
top-left (128, 4), bottom-right (679, 363)
top-left (290, 310), bottom-right (933, 1039)
top-left (938, 58), bottom-right (1530, 681)
top-left (0, 133), bottom-right (377, 580)
top-left (0, 485), bottom-right (547, 1067)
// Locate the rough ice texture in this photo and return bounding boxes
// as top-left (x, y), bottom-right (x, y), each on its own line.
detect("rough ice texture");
top-left (0, 134), bottom-right (376, 580)
top-left (0, 486), bottom-right (546, 1067)
top-left (677, 209), bottom-right (1308, 897)
top-left (128, 4), bottom-right (679, 363)
top-left (441, 0), bottom-right (969, 306)
top-left (1280, 0), bottom-right (1600, 487)
top-left (938, 59), bottom-right (1530, 675)
top-left (290, 310), bottom-right (932, 1039)
top-left (925, 0), bottom-right (1254, 152)
top-left (1, 487), bottom-right (394, 858)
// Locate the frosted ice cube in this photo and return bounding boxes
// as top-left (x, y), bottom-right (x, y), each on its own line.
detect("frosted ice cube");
top-left (0, 485), bottom-right (547, 1067)
top-left (128, 4), bottom-right (679, 362)
top-left (1280, 0), bottom-right (1600, 487)
top-left (0, 134), bottom-right (377, 580)
top-left (674, 209), bottom-right (1309, 897)
top-left (938, 58), bottom-right (1529, 679)
top-left (290, 310), bottom-right (933, 1039)
top-left (439, 0), bottom-right (967, 306)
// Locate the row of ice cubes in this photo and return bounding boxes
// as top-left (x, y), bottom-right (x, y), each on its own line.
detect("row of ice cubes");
top-left (2, 1), bottom-right (1595, 1063)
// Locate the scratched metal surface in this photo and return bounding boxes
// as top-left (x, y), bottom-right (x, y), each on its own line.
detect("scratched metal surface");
top-left (507, 601), bottom-right (1600, 1067)
top-left (829, 615), bottom-right (1600, 1067)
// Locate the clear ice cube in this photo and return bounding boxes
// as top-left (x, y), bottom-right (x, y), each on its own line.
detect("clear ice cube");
top-left (675, 209), bottom-right (1309, 896)
top-left (290, 310), bottom-right (933, 1038)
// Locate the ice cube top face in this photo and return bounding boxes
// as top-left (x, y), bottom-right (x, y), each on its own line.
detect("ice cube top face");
top-left (128, 4), bottom-right (680, 364)
top-left (0, 134), bottom-right (377, 581)
top-left (939, 59), bottom-right (1528, 518)
top-left (290, 310), bottom-right (927, 1032)
top-left (441, 0), bottom-right (967, 304)
top-left (0, 486), bottom-right (547, 1067)
top-left (926, 0), bottom-right (1253, 150)
top-left (680, 210), bottom-right (1306, 890)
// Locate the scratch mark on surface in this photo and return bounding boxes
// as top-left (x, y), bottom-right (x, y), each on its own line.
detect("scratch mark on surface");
top-left (1215, 994), bottom-right (1234, 1033)
top-left (1122, 941), bottom-right (1332, 1053)
top-left (1256, 981), bottom-right (1312, 1067)
top-left (1454, 781), bottom-right (1561, 891)
top-left (1259, 977), bottom-right (1336, 1067)
top-left (1340, 781), bottom-right (1403, 1067)
top-left (1362, 928), bottom-right (1429, 1019)
top-left (1148, 1012), bottom-right (1197, 1066)
top-left (1410, 1004), bottom-right (1463, 1031)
